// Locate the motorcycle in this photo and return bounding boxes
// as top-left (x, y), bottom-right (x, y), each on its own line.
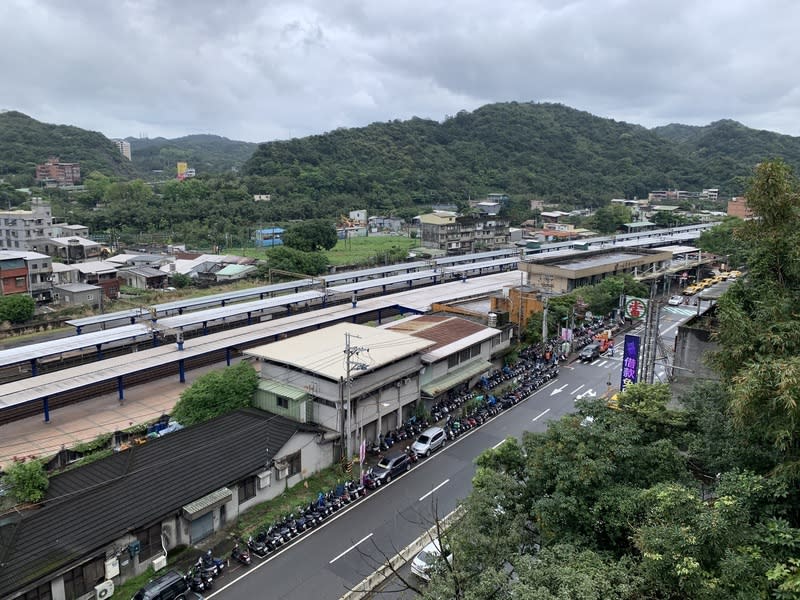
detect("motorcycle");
top-left (231, 542), bottom-right (252, 566)
top-left (184, 568), bottom-right (205, 593)
top-left (247, 534), bottom-right (269, 558)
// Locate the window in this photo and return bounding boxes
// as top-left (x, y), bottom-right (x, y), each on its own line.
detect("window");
top-left (459, 349), bottom-right (470, 362)
top-left (238, 476), bottom-right (257, 504)
top-left (287, 451), bottom-right (301, 476)
top-left (447, 355), bottom-right (459, 368)
top-left (62, 556), bottom-right (104, 599)
top-left (20, 583), bottom-right (51, 600)
top-left (276, 396), bottom-right (289, 409)
top-left (14, 276), bottom-right (24, 287)
top-left (135, 522), bottom-right (163, 560)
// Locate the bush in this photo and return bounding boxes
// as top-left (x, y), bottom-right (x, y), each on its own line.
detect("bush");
top-left (3, 458), bottom-right (48, 503)
top-left (171, 361), bottom-right (259, 426)
top-left (0, 295), bottom-right (35, 323)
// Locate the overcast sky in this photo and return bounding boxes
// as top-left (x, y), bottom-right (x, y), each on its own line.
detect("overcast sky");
top-left (2, 0), bottom-right (798, 143)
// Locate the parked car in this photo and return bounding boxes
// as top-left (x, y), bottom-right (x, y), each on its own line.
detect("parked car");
top-left (668, 295), bottom-right (684, 306)
top-left (578, 342), bottom-right (601, 362)
top-left (371, 452), bottom-right (412, 484)
top-left (132, 570), bottom-right (191, 600)
top-left (411, 538), bottom-right (452, 581)
top-left (411, 427), bottom-right (446, 457)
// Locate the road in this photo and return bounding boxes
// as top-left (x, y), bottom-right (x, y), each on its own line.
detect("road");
top-left (201, 302), bottom-right (703, 599)
top-left (206, 352), bottom-right (625, 600)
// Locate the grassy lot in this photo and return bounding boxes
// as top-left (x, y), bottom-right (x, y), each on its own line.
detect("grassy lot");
top-left (227, 235), bottom-right (420, 268)
top-left (324, 235), bottom-right (419, 267)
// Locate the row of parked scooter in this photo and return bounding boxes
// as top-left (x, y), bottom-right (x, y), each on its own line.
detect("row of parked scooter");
top-left (368, 415), bottom-right (430, 455)
top-left (183, 344), bottom-right (565, 592)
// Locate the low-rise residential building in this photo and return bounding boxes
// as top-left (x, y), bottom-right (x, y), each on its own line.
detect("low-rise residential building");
top-left (73, 261), bottom-right (121, 298)
top-left (0, 250), bottom-right (53, 301)
top-left (44, 237), bottom-right (103, 263)
top-left (53, 282), bottom-right (103, 309)
top-left (245, 322), bottom-right (434, 458)
top-left (117, 266), bottom-right (169, 290)
top-left (519, 247), bottom-right (673, 294)
top-left (368, 216), bottom-right (404, 232)
top-left (384, 314), bottom-right (510, 403)
top-left (419, 213), bottom-right (510, 255)
top-left (0, 254), bottom-right (29, 296)
top-left (0, 408), bottom-right (328, 600)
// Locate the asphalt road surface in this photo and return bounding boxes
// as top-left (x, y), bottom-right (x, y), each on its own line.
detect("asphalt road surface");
top-left (206, 352), bottom-right (626, 600)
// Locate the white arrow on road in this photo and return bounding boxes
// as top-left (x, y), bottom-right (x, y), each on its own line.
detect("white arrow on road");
top-left (550, 384), bottom-right (568, 396)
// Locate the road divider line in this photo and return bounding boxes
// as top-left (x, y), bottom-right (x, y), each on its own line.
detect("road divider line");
top-left (570, 384), bottom-right (585, 395)
top-left (329, 533), bottom-right (374, 564)
top-left (597, 360), bottom-right (608, 367)
top-left (419, 479), bottom-right (450, 502)
top-left (491, 438), bottom-right (507, 450)
top-left (532, 408), bottom-right (550, 422)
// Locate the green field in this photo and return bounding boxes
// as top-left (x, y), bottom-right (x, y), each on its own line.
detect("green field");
top-left (227, 235), bottom-right (420, 267)
top-left (324, 235), bottom-right (419, 266)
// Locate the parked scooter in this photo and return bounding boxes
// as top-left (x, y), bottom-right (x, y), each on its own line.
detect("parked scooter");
top-left (247, 534), bottom-right (269, 558)
top-left (184, 567), bottom-right (205, 593)
top-left (231, 542), bottom-right (252, 566)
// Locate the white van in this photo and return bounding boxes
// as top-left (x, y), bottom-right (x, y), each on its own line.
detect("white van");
top-left (411, 539), bottom-right (452, 581)
top-left (411, 426), bottom-right (446, 457)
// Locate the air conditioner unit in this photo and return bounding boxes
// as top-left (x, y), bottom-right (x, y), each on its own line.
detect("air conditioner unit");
top-left (257, 470), bottom-right (272, 489)
top-left (274, 461), bottom-right (289, 479)
top-left (94, 580), bottom-right (114, 600)
top-left (152, 554), bottom-right (168, 572)
top-left (104, 557), bottom-right (120, 580)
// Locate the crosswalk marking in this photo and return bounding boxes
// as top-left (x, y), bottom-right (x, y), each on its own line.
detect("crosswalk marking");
top-left (663, 306), bottom-right (697, 317)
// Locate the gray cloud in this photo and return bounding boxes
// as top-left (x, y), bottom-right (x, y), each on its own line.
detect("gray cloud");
top-left (1, 0), bottom-right (798, 142)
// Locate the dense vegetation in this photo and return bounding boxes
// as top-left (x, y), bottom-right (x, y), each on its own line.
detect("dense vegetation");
top-left (420, 160), bottom-right (800, 599)
top-left (6, 103), bottom-right (800, 255)
top-left (0, 111), bottom-right (136, 186)
top-left (126, 134), bottom-right (258, 177)
top-left (170, 361), bottom-right (259, 426)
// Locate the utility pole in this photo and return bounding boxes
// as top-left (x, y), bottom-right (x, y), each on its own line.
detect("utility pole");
top-left (542, 296), bottom-right (549, 343)
top-left (344, 333), bottom-right (368, 460)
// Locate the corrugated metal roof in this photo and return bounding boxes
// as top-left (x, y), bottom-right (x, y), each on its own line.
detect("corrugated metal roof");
top-left (217, 264), bottom-right (256, 276)
top-left (258, 380), bottom-right (309, 400)
top-left (182, 487), bottom-right (232, 518)
top-left (421, 360), bottom-right (492, 397)
top-left (245, 322), bottom-right (433, 380)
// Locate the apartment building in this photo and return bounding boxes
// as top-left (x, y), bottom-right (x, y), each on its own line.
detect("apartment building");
top-left (0, 198), bottom-right (54, 252)
top-left (113, 139), bottom-right (132, 160)
top-left (419, 213), bottom-right (510, 255)
top-left (35, 157), bottom-right (81, 186)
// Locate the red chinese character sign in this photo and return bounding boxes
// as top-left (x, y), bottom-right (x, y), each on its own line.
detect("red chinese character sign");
top-left (624, 297), bottom-right (648, 320)
top-left (620, 334), bottom-right (640, 391)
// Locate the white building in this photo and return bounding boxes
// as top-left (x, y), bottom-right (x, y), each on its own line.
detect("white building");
top-left (0, 198), bottom-right (54, 251)
top-left (113, 139), bottom-right (132, 160)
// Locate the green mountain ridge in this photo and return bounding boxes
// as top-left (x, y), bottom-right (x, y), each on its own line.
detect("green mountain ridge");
top-left (0, 110), bottom-right (137, 184)
top-left (3, 104), bottom-right (800, 205)
top-left (125, 134), bottom-right (258, 175)
top-left (244, 102), bottom-right (800, 203)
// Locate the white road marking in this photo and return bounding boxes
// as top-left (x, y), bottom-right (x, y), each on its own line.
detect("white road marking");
top-left (596, 360), bottom-right (608, 367)
top-left (492, 438), bottom-right (508, 450)
top-left (549, 384), bottom-right (568, 396)
top-left (570, 384), bottom-right (585, 395)
top-left (329, 533), bottom-right (374, 564)
top-left (419, 479), bottom-right (450, 502)
top-left (532, 408), bottom-right (551, 422)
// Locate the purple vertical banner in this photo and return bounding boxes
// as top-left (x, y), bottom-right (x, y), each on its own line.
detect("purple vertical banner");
top-left (620, 334), bottom-right (640, 392)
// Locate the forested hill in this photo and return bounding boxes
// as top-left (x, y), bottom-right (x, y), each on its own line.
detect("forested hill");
top-left (244, 102), bottom-right (800, 204)
top-left (0, 111), bottom-right (137, 183)
top-left (126, 134), bottom-right (258, 176)
top-left (651, 119), bottom-right (800, 186)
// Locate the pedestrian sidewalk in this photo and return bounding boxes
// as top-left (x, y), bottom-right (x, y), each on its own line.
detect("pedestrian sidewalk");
top-left (0, 361), bottom-right (231, 470)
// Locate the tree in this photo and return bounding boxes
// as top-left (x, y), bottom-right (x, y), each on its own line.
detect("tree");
top-left (170, 361), bottom-right (259, 426)
top-left (3, 458), bottom-right (48, 503)
top-left (282, 220), bottom-right (338, 252)
top-left (0, 295), bottom-right (35, 323)
top-left (264, 246), bottom-right (329, 275)
top-left (697, 216), bottom-right (749, 269)
top-left (587, 205), bottom-right (632, 234)
top-left (170, 273), bottom-right (192, 289)
top-left (709, 160), bottom-right (800, 485)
